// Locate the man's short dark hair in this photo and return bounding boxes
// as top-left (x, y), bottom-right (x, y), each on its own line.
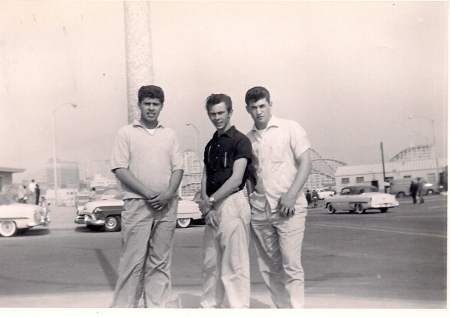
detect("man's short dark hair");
top-left (138, 85), bottom-right (165, 104)
top-left (205, 94), bottom-right (232, 113)
top-left (245, 86), bottom-right (271, 105)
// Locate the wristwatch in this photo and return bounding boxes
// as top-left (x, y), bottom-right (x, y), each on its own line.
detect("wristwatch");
top-left (208, 196), bottom-right (215, 204)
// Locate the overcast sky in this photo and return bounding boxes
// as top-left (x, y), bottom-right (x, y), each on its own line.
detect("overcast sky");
top-left (0, 1), bottom-right (447, 183)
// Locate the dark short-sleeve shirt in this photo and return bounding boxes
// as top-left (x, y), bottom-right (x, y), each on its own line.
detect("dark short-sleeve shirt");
top-left (203, 125), bottom-right (254, 197)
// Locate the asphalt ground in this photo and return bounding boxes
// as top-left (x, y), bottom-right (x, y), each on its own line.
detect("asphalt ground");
top-left (0, 194), bottom-right (447, 316)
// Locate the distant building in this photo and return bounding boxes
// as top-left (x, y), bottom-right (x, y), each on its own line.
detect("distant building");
top-left (334, 158), bottom-right (447, 193)
top-left (182, 150), bottom-right (202, 174)
top-left (0, 166), bottom-right (25, 196)
top-left (79, 159), bottom-right (115, 182)
top-left (46, 159), bottom-right (79, 189)
top-left (45, 188), bottom-right (78, 207)
top-left (180, 149), bottom-right (202, 198)
top-left (89, 173), bottom-right (117, 188)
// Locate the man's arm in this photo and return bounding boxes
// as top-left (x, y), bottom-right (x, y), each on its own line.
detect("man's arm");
top-left (200, 158), bottom-right (248, 228)
top-left (210, 158), bottom-right (248, 202)
top-left (114, 168), bottom-right (158, 200)
top-left (279, 150), bottom-right (312, 216)
top-left (148, 169), bottom-right (184, 210)
top-left (199, 166), bottom-right (209, 216)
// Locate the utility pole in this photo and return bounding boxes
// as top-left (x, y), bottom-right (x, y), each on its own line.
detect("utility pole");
top-left (380, 142), bottom-right (387, 193)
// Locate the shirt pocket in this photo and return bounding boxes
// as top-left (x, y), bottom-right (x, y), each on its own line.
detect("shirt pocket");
top-left (221, 151), bottom-right (234, 169)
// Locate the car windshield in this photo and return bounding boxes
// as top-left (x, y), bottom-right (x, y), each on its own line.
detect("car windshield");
top-left (0, 194), bottom-right (17, 205)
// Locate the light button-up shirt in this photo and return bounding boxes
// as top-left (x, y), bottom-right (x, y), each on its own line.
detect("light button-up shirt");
top-left (246, 116), bottom-right (310, 212)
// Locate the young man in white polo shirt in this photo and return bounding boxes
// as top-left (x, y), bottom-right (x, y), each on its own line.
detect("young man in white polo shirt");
top-left (245, 86), bottom-right (312, 308)
top-left (110, 85), bottom-right (183, 308)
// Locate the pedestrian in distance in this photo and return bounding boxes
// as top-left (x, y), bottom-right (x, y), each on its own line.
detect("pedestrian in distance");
top-left (305, 189), bottom-right (312, 206)
top-left (28, 179), bottom-right (36, 204)
top-left (199, 93), bottom-right (254, 308)
top-left (89, 187), bottom-right (96, 202)
top-left (409, 180), bottom-right (418, 204)
top-left (35, 184), bottom-right (40, 205)
top-left (40, 196), bottom-right (50, 224)
top-left (417, 177), bottom-right (426, 204)
top-left (245, 86), bottom-right (312, 308)
top-left (23, 185), bottom-right (29, 204)
top-left (110, 85), bottom-right (184, 308)
top-left (311, 189), bottom-right (319, 208)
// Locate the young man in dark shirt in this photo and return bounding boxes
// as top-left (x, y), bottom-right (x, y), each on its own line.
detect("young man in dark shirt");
top-left (199, 93), bottom-right (253, 308)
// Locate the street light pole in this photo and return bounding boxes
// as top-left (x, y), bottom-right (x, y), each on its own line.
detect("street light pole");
top-left (409, 133), bottom-right (430, 147)
top-left (186, 122), bottom-right (200, 161)
top-left (52, 103), bottom-right (77, 206)
top-left (408, 115), bottom-right (440, 185)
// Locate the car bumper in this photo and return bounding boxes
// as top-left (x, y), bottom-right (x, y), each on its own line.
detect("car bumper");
top-left (74, 215), bottom-right (86, 224)
top-left (177, 212), bottom-right (202, 220)
top-left (84, 215), bottom-right (105, 226)
top-left (26, 219), bottom-right (50, 227)
top-left (371, 202), bottom-right (399, 209)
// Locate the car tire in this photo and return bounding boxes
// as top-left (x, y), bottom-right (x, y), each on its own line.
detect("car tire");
top-left (0, 221), bottom-right (18, 237)
top-left (105, 216), bottom-right (121, 232)
top-left (176, 218), bottom-right (191, 228)
top-left (327, 204), bottom-right (336, 214)
top-left (355, 204), bottom-right (365, 214)
top-left (426, 189), bottom-right (434, 195)
top-left (396, 192), bottom-right (406, 198)
top-left (380, 208), bottom-right (388, 213)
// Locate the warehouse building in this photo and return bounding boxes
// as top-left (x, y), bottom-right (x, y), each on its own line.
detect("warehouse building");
top-left (334, 158), bottom-right (447, 193)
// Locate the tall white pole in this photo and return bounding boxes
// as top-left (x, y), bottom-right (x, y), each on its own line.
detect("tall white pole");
top-left (123, 1), bottom-right (154, 303)
top-left (52, 109), bottom-right (58, 206)
top-left (124, 1), bottom-right (154, 123)
top-left (409, 115), bottom-right (440, 185)
top-left (430, 119), bottom-right (440, 185)
top-left (52, 103), bottom-right (77, 206)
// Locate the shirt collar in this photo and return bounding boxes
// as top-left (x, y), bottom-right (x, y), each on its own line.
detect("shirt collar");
top-left (251, 115), bottom-right (280, 132)
top-left (213, 125), bottom-right (236, 139)
top-left (132, 119), bottom-right (164, 129)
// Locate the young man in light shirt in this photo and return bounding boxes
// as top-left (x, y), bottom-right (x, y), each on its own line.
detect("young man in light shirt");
top-left (245, 86), bottom-right (312, 308)
top-left (110, 85), bottom-right (183, 308)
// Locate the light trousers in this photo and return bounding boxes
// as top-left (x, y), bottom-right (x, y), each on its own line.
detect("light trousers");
top-left (111, 198), bottom-right (176, 308)
top-left (200, 191), bottom-right (251, 308)
top-left (251, 203), bottom-right (306, 308)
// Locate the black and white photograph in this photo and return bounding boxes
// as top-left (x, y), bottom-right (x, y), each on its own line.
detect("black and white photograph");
top-left (0, 0), bottom-right (447, 315)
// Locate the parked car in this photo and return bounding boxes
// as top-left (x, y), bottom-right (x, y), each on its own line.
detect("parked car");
top-left (324, 185), bottom-right (399, 214)
top-left (75, 197), bottom-right (203, 231)
top-left (0, 193), bottom-right (50, 237)
top-left (389, 179), bottom-right (440, 198)
top-left (316, 188), bottom-right (336, 200)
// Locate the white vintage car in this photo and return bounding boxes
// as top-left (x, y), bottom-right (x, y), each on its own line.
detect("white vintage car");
top-left (324, 185), bottom-right (399, 214)
top-left (75, 197), bottom-right (203, 231)
top-left (0, 194), bottom-right (50, 237)
top-left (316, 188), bottom-right (336, 199)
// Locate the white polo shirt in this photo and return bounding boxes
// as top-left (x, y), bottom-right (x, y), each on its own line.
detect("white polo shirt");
top-left (246, 116), bottom-right (310, 212)
top-left (111, 119), bottom-right (184, 200)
